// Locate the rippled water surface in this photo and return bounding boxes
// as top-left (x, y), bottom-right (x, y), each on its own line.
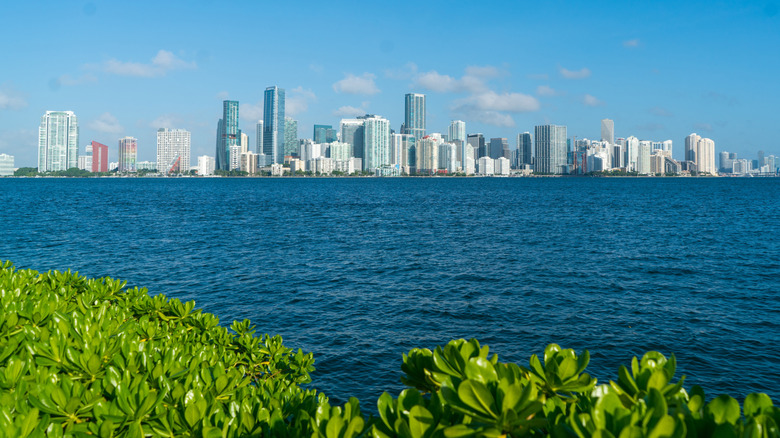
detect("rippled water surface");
top-left (1, 177), bottom-right (778, 405)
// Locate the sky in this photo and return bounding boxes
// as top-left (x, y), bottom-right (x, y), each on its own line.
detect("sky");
top-left (1, 0), bottom-right (778, 166)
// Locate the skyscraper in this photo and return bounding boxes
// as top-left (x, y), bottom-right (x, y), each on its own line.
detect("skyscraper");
top-left (517, 132), bottom-right (532, 166)
top-left (255, 121), bottom-right (263, 154)
top-left (118, 137), bottom-right (137, 172)
top-left (448, 120), bottom-right (466, 145)
top-left (467, 133), bottom-right (486, 158)
top-left (157, 128), bottom-right (191, 174)
top-left (404, 93), bottom-right (426, 141)
top-left (340, 119), bottom-right (364, 160)
top-left (263, 86), bottom-right (286, 164)
top-left (284, 117), bottom-right (298, 157)
top-left (685, 133), bottom-right (700, 163)
top-left (601, 119), bottom-right (614, 144)
top-left (314, 124), bottom-right (337, 144)
top-left (38, 111), bottom-right (79, 172)
top-left (91, 141), bottom-right (109, 173)
top-left (362, 115), bottom-right (391, 172)
top-left (215, 100), bottom-right (239, 171)
top-left (489, 138), bottom-right (509, 160)
top-left (534, 125), bottom-right (567, 174)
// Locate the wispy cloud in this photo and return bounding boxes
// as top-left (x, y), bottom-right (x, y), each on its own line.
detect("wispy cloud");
top-left (333, 73), bottom-right (380, 95)
top-left (333, 102), bottom-right (369, 117)
top-left (286, 86), bottom-right (317, 116)
top-left (623, 39), bottom-right (640, 48)
top-left (150, 114), bottom-right (184, 130)
top-left (309, 63), bottom-right (324, 74)
top-left (240, 103), bottom-right (263, 124)
top-left (384, 62), bottom-right (418, 80)
top-left (215, 91), bottom-right (230, 100)
top-left (583, 94), bottom-right (604, 107)
top-left (88, 112), bottom-right (124, 134)
top-left (0, 86), bottom-right (27, 110)
top-left (559, 66), bottom-right (591, 79)
top-left (536, 85), bottom-right (560, 96)
top-left (99, 50), bottom-right (196, 77)
top-left (694, 122), bottom-right (714, 132)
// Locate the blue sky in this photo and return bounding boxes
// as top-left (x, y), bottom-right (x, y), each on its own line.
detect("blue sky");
top-left (1, 0), bottom-right (778, 166)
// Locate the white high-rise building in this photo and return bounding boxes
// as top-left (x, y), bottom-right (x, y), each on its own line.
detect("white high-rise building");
top-left (438, 142), bottom-right (458, 173)
top-left (256, 121), bottom-right (264, 154)
top-left (363, 115), bottom-right (391, 172)
top-left (477, 156), bottom-right (495, 176)
top-left (495, 157), bottom-right (511, 175)
top-left (404, 93), bottom-right (426, 141)
top-left (417, 134), bottom-right (442, 174)
top-left (625, 136), bottom-right (639, 171)
top-left (156, 128), bottom-right (191, 174)
top-left (0, 153), bottom-right (14, 176)
top-left (38, 111), bottom-right (79, 172)
top-left (448, 120), bottom-right (466, 146)
top-left (601, 119), bottom-right (614, 144)
top-left (685, 133), bottom-right (715, 174)
top-left (198, 155), bottom-right (215, 176)
top-left (329, 141), bottom-right (353, 161)
top-left (637, 141), bottom-right (652, 174)
top-left (534, 125), bottom-right (567, 174)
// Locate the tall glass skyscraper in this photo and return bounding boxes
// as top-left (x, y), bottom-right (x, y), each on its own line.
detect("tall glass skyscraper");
top-left (534, 125), bottom-right (567, 174)
top-left (517, 132), bottom-right (532, 166)
top-left (263, 86), bottom-right (286, 164)
top-left (601, 119), bottom-right (614, 144)
top-left (340, 119), bottom-right (364, 160)
top-left (284, 117), bottom-right (298, 157)
top-left (118, 137), bottom-right (137, 172)
top-left (362, 115), bottom-right (391, 172)
top-left (404, 93), bottom-right (426, 141)
top-left (313, 124), bottom-right (338, 144)
top-left (215, 100), bottom-right (239, 171)
top-left (38, 111), bottom-right (79, 172)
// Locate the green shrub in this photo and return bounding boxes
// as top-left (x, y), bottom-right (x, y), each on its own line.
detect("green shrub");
top-left (2, 262), bottom-right (778, 437)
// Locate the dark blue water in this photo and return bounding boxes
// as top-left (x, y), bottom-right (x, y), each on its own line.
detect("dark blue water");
top-left (1, 177), bottom-right (778, 406)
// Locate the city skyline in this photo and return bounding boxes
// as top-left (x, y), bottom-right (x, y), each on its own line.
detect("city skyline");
top-left (1, 1), bottom-right (778, 166)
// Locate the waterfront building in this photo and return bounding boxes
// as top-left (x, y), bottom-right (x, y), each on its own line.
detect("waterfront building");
top-left (685, 133), bottom-right (716, 175)
top-left (417, 134), bottom-right (442, 174)
top-left (90, 141), bottom-right (109, 173)
top-left (652, 140), bottom-right (673, 156)
top-left (300, 140), bottom-right (322, 164)
top-left (255, 120), bottom-right (263, 155)
top-left (719, 151), bottom-right (735, 173)
top-left (637, 140), bottom-right (652, 174)
top-left (463, 153), bottom-right (475, 175)
top-left (284, 117), bottom-right (298, 157)
top-left (477, 156), bottom-right (495, 176)
top-left (448, 120), bottom-right (466, 146)
top-left (157, 128), bottom-right (191, 174)
top-left (489, 137), bottom-right (510, 160)
top-left (289, 159), bottom-right (304, 173)
top-left (38, 111), bottom-right (79, 172)
top-left (135, 161), bottom-right (155, 171)
top-left (118, 137), bottom-right (137, 172)
top-left (438, 142), bottom-right (458, 173)
top-left (314, 124), bottom-right (338, 144)
top-left (197, 155), bottom-right (215, 176)
top-left (403, 93), bottom-right (426, 141)
top-left (340, 119), bottom-right (364, 160)
top-left (263, 86), bottom-right (286, 164)
top-left (533, 125), bottom-right (567, 174)
top-left (732, 159), bottom-right (750, 175)
top-left (329, 141), bottom-right (353, 161)
top-left (0, 153), bottom-right (14, 176)
top-left (625, 136), bottom-right (639, 171)
top-left (215, 100), bottom-right (239, 171)
top-left (517, 132), bottom-right (532, 167)
top-left (363, 115), bottom-right (391, 173)
top-left (240, 152), bottom-right (258, 174)
top-left (467, 133), bottom-right (486, 159)
top-left (601, 119), bottom-right (615, 144)
top-left (311, 157), bottom-right (335, 175)
top-left (78, 144), bottom-right (92, 171)
top-left (495, 157), bottom-right (511, 175)
top-left (108, 162), bottom-right (118, 171)
top-left (685, 133), bottom-right (700, 164)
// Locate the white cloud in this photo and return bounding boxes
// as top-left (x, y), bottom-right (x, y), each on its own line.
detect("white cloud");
top-left (583, 94), bottom-right (604, 106)
top-left (536, 85), bottom-right (559, 96)
top-left (309, 63), bottom-right (324, 73)
top-left (469, 91), bottom-right (540, 112)
top-left (559, 66), bottom-right (591, 79)
top-left (453, 106), bottom-right (516, 127)
top-left (150, 114), bottom-right (182, 130)
top-left (0, 87), bottom-right (27, 110)
top-left (332, 73), bottom-right (380, 95)
top-left (101, 50), bottom-right (196, 77)
top-left (414, 70), bottom-right (488, 93)
top-left (88, 112), bottom-right (124, 134)
top-left (286, 86), bottom-right (317, 116)
top-left (215, 91), bottom-right (229, 100)
top-left (240, 103), bottom-right (263, 124)
top-left (333, 105), bottom-right (368, 117)
top-left (464, 65), bottom-right (502, 78)
top-left (623, 39), bottom-right (640, 48)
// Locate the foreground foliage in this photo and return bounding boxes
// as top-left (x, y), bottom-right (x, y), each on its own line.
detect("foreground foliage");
top-left (1, 263), bottom-right (777, 437)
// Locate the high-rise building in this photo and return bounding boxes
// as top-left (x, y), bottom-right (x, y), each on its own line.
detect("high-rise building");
top-left (685, 133), bottom-right (715, 174)
top-left (284, 117), bottom-right (298, 157)
top-left (517, 132), bottom-right (532, 166)
top-left (215, 100), bottom-right (239, 171)
top-left (489, 138), bottom-right (509, 160)
top-left (118, 137), bottom-right (137, 172)
top-left (448, 120), bottom-right (466, 145)
top-left (340, 119), bottom-right (364, 160)
top-left (363, 115), bottom-right (391, 172)
top-left (467, 133), bottom-right (486, 158)
top-left (78, 144), bottom-right (92, 171)
top-left (601, 119), bottom-right (615, 144)
top-left (417, 134), bottom-right (442, 174)
top-left (685, 133), bottom-right (700, 163)
top-left (329, 142), bottom-right (353, 161)
top-left (157, 128), bottom-right (191, 174)
top-left (534, 125), bottom-right (567, 174)
top-left (38, 111), bottom-right (79, 172)
top-left (314, 124), bottom-right (337, 144)
top-left (0, 153), bottom-right (14, 176)
top-left (90, 141), bottom-right (109, 173)
top-left (637, 141), bottom-right (652, 174)
top-left (255, 120), bottom-right (263, 154)
top-left (263, 86), bottom-right (286, 164)
top-left (198, 155), bottom-right (215, 176)
top-left (403, 93), bottom-right (426, 141)
top-left (625, 136), bottom-right (639, 171)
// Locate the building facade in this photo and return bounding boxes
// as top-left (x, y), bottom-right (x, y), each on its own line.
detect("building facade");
top-left (403, 93), bottom-right (426, 141)
top-left (38, 111), bottom-right (79, 172)
top-left (91, 141), bottom-right (109, 173)
top-left (0, 153), bottom-right (14, 176)
top-left (363, 115), bottom-right (391, 172)
top-left (198, 155), bottom-right (215, 176)
top-left (215, 100), bottom-right (239, 171)
top-left (534, 125), bottom-right (567, 174)
top-left (118, 137), bottom-right (137, 172)
top-left (263, 86), bottom-right (286, 164)
top-left (517, 132), bottom-right (532, 167)
top-left (284, 117), bottom-right (298, 158)
top-left (601, 119), bottom-right (615, 144)
top-left (157, 128), bottom-right (191, 174)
